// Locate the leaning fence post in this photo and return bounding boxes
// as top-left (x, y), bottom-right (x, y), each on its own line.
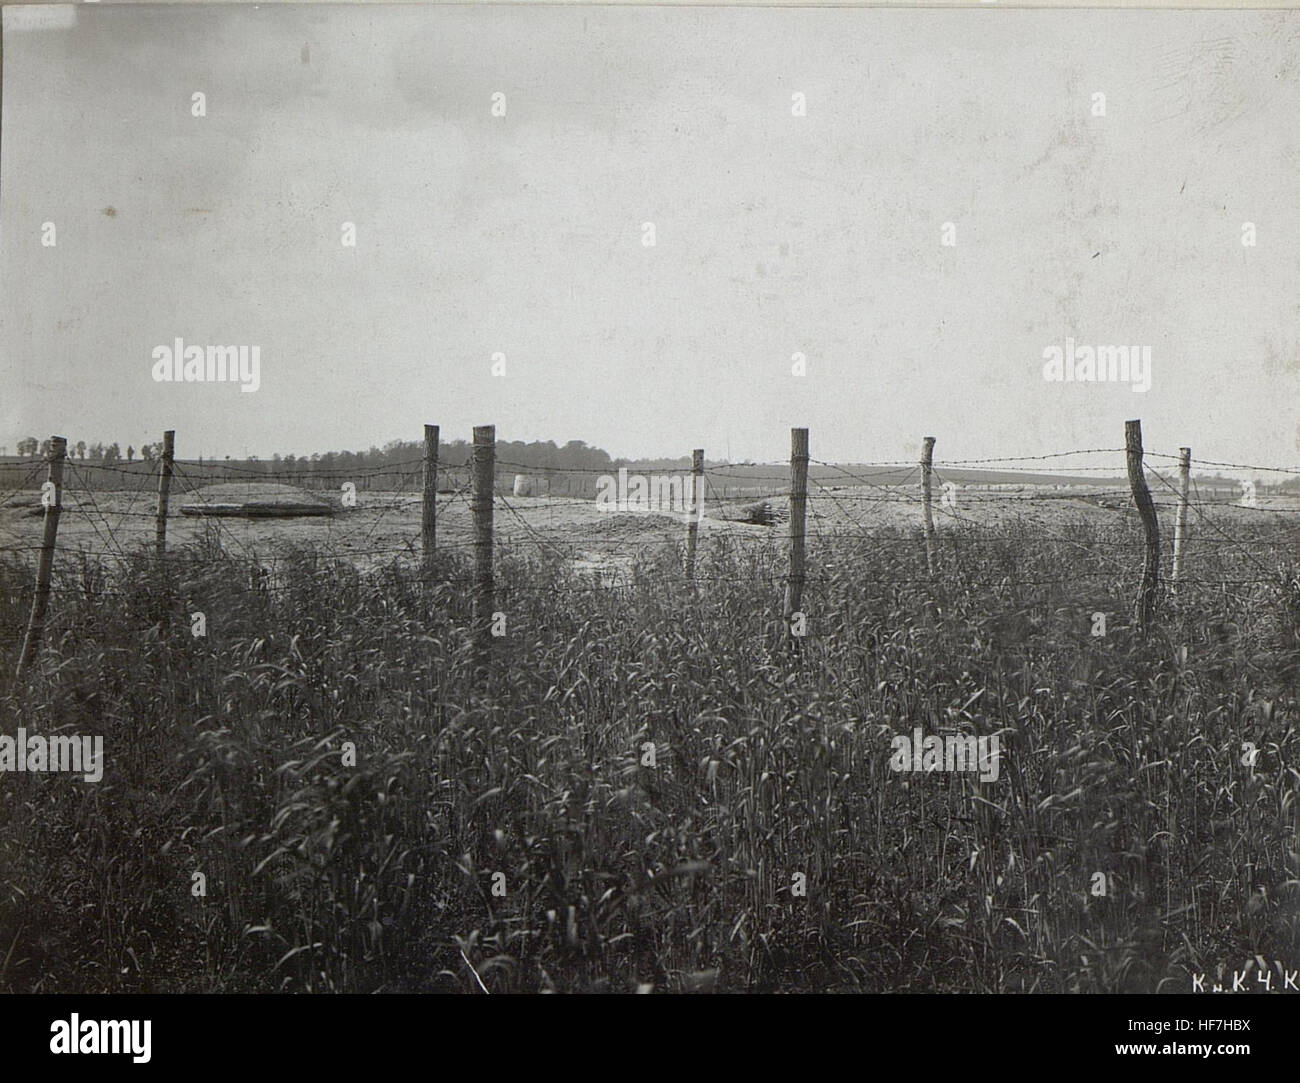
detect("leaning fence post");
top-left (471, 425), bottom-right (495, 668)
top-left (155, 429), bottom-right (174, 557)
top-left (422, 424), bottom-right (439, 570)
top-left (685, 448), bottom-right (704, 579)
top-left (921, 436), bottom-right (937, 576)
top-left (1171, 446), bottom-right (1191, 593)
top-left (16, 436), bottom-right (67, 679)
top-left (1125, 419), bottom-right (1161, 633)
top-left (783, 428), bottom-right (809, 647)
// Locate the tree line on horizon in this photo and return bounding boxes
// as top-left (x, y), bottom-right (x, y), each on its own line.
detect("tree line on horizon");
top-left (10, 437), bottom-right (166, 465)
top-left (4, 435), bottom-right (698, 475)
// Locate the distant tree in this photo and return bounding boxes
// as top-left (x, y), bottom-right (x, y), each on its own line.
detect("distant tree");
top-left (126, 445), bottom-right (135, 462)
top-left (140, 444), bottom-right (154, 464)
top-left (561, 439), bottom-right (610, 471)
top-left (39, 439), bottom-right (51, 459)
top-left (17, 437), bottom-right (39, 457)
top-left (75, 441), bottom-right (87, 460)
top-left (104, 443), bottom-right (122, 464)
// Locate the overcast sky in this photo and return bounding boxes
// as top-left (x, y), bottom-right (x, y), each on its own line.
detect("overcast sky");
top-left (3, 4), bottom-right (1298, 468)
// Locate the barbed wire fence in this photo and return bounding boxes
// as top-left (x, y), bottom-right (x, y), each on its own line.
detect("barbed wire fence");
top-left (3, 422), bottom-right (1299, 669)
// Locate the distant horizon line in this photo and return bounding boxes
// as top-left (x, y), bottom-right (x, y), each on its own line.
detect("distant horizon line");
top-left (0, 447), bottom-right (1293, 483)
top-left (3, 429), bottom-right (1297, 478)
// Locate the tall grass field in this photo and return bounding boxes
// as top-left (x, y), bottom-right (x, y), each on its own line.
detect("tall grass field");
top-left (1, 515), bottom-right (1297, 993)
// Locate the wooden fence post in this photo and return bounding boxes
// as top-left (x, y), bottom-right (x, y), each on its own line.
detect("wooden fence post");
top-left (16, 436), bottom-right (67, 679)
top-left (1125, 419), bottom-right (1161, 632)
top-left (155, 429), bottom-right (174, 557)
top-left (783, 428), bottom-right (809, 647)
top-left (422, 424), bottom-right (439, 570)
top-left (1171, 446), bottom-right (1191, 593)
top-left (686, 448), bottom-right (704, 579)
top-left (921, 436), bottom-right (937, 576)
top-left (471, 425), bottom-right (495, 667)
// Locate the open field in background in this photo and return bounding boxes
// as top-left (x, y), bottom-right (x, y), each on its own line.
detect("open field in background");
top-left (0, 470), bottom-right (1298, 993)
top-left (4, 470), bottom-right (1299, 578)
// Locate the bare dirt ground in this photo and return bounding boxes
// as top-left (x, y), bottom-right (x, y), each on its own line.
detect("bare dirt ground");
top-left (2, 483), bottom-right (1297, 578)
